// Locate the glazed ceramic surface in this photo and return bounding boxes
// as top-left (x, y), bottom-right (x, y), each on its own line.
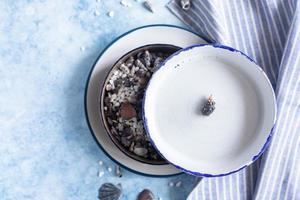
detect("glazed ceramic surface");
top-left (144, 44), bottom-right (276, 177)
top-left (85, 25), bottom-right (208, 176)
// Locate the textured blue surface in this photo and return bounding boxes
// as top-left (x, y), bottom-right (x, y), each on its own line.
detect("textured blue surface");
top-left (0, 0), bottom-right (200, 199)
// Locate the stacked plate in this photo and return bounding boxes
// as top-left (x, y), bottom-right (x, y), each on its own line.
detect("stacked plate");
top-left (85, 25), bottom-right (276, 177)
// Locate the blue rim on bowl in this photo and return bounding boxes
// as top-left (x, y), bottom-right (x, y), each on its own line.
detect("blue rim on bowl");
top-left (142, 43), bottom-right (277, 177)
top-left (84, 24), bottom-right (211, 177)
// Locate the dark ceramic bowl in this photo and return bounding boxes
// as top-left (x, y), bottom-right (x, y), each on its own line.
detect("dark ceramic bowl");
top-left (100, 44), bottom-right (180, 165)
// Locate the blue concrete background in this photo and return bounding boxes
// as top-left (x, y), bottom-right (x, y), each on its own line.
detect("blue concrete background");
top-left (0, 0), bottom-right (200, 199)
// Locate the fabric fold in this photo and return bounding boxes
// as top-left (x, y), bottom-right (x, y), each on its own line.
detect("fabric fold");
top-left (167, 0), bottom-right (300, 199)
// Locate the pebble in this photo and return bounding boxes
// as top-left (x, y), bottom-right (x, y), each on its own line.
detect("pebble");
top-left (80, 46), bottom-right (86, 52)
top-left (98, 171), bottom-right (105, 178)
top-left (138, 77), bottom-right (147, 86)
top-left (119, 102), bottom-right (137, 120)
top-left (180, 0), bottom-right (191, 10)
top-left (168, 182), bottom-right (174, 187)
top-left (106, 84), bottom-right (113, 91)
top-left (133, 147), bottom-right (148, 157)
top-left (137, 189), bottom-right (155, 200)
top-left (107, 11), bottom-right (115, 18)
top-left (94, 10), bottom-right (100, 16)
top-left (175, 181), bottom-right (182, 187)
top-left (120, 0), bottom-right (132, 7)
top-left (115, 165), bottom-right (122, 177)
top-left (108, 167), bottom-right (113, 172)
top-left (99, 160), bottom-right (104, 166)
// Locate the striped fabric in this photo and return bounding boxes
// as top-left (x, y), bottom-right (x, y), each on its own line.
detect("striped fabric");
top-left (167, 0), bottom-right (300, 199)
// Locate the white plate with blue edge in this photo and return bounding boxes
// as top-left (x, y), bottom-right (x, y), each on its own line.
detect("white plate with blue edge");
top-left (143, 44), bottom-right (277, 177)
top-left (85, 25), bottom-right (209, 176)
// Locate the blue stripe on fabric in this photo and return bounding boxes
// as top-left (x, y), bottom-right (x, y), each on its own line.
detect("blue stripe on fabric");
top-left (167, 0), bottom-right (300, 199)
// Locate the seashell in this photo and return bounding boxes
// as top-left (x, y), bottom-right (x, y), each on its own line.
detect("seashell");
top-left (98, 183), bottom-right (122, 200)
top-left (137, 189), bottom-right (155, 200)
top-left (181, 0), bottom-right (191, 10)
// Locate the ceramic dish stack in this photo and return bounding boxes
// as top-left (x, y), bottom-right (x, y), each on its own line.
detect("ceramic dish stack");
top-left (85, 25), bottom-right (276, 177)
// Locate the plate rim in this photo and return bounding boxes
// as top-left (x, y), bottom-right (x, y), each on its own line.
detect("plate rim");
top-left (143, 43), bottom-right (277, 177)
top-left (84, 24), bottom-right (211, 177)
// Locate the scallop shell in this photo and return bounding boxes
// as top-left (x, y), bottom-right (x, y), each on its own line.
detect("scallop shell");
top-left (98, 183), bottom-right (122, 200)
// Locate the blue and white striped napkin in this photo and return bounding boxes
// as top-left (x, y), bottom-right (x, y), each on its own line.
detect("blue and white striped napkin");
top-left (167, 0), bottom-right (300, 199)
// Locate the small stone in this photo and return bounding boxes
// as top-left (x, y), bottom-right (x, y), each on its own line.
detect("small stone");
top-left (98, 171), bottom-right (105, 177)
top-left (143, 50), bottom-right (152, 68)
top-left (175, 181), bottom-right (182, 187)
top-left (125, 56), bottom-right (135, 67)
top-left (120, 0), bottom-right (132, 7)
top-left (137, 189), bottom-right (155, 200)
top-left (135, 59), bottom-right (148, 71)
top-left (94, 10), bottom-right (100, 16)
top-left (133, 147), bottom-right (148, 157)
top-left (106, 84), bottom-right (113, 91)
top-left (129, 142), bottom-right (135, 152)
top-left (99, 160), bottom-right (104, 166)
top-left (108, 167), bottom-right (113, 172)
top-left (107, 11), bottom-right (114, 18)
top-left (138, 77), bottom-right (147, 87)
top-left (80, 46), bottom-right (86, 51)
top-left (143, 0), bottom-right (154, 13)
top-left (121, 136), bottom-right (131, 147)
top-left (169, 182), bottom-right (174, 187)
top-left (123, 127), bottom-right (133, 136)
top-left (119, 102), bottom-right (137, 119)
top-left (180, 0), bottom-right (191, 10)
top-left (153, 57), bottom-right (163, 70)
top-left (115, 165), bottom-right (122, 177)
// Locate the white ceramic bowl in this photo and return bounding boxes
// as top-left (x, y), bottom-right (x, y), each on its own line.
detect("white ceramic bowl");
top-left (143, 44), bottom-right (277, 177)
